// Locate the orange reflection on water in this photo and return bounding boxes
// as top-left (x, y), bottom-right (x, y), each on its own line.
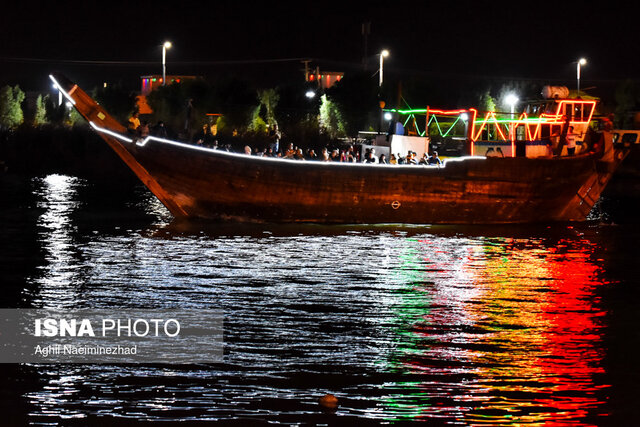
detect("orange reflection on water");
top-left (385, 234), bottom-right (610, 425)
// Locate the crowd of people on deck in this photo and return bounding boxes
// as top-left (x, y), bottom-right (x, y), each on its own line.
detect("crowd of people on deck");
top-left (235, 142), bottom-right (444, 166)
top-left (127, 115), bottom-right (444, 165)
top-left (127, 112), bottom-right (169, 140)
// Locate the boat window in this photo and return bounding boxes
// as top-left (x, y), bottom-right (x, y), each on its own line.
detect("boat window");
top-left (621, 133), bottom-right (638, 144)
top-left (545, 102), bottom-right (556, 114)
top-left (574, 104), bottom-right (583, 121)
top-left (582, 104), bottom-right (593, 121)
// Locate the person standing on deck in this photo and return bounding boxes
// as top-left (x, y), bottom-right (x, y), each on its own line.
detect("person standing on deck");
top-left (152, 121), bottom-right (168, 138)
top-left (268, 124), bottom-right (281, 155)
top-left (566, 126), bottom-right (578, 156)
top-left (127, 112), bottom-right (140, 133)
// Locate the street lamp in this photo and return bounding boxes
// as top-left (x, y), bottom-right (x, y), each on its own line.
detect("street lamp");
top-left (162, 41), bottom-right (172, 86)
top-left (576, 58), bottom-right (587, 94)
top-left (379, 49), bottom-right (389, 87)
top-left (505, 93), bottom-right (519, 149)
top-left (505, 93), bottom-right (518, 115)
top-left (305, 90), bottom-right (315, 99)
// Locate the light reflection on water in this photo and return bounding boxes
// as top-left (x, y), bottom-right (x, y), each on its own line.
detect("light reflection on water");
top-left (380, 236), bottom-right (609, 424)
top-left (29, 174), bottom-right (83, 308)
top-left (6, 174), bottom-right (621, 424)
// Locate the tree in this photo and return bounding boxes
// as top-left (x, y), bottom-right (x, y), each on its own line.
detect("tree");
top-left (40, 94), bottom-right (85, 127)
top-left (92, 83), bottom-right (138, 123)
top-left (325, 72), bottom-right (379, 136)
top-left (478, 90), bottom-right (496, 113)
top-left (207, 77), bottom-right (258, 136)
top-left (257, 88), bottom-right (279, 126)
top-left (319, 94), bottom-right (345, 138)
top-left (68, 107), bottom-right (85, 126)
top-left (44, 95), bottom-right (67, 125)
top-left (248, 105), bottom-right (268, 133)
top-left (247, 88), bottom-right (279, 134)
top-left (614, 80), bottom-right (639, 129)
top-left (146, 77), bottom-right (255, 138)
top-left (0, 85), bottom-right (25, 129)
top-left (34, 94), bottom-right (48, 126)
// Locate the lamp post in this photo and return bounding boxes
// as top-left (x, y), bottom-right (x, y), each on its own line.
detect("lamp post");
top-left (576, 58), bottom-right (587, 94)
top-left (460, 112), bottom-right (469, 152)
top-left (379, 49), bottom-right (389, 87)
top-left (162, 41), bottom-right (172, 86)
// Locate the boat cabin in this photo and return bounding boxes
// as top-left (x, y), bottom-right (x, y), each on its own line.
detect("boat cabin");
top-left (381, 88), bottom-right (598, 159)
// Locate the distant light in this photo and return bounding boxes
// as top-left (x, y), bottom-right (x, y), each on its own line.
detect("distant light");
top-left (103, 82), bottom-right (107, 88)
top-left (305, 90), bottom-right (315, 98)
top-left (384, 112), bottom-right (393, 120)
top-left (460, 113), bottom-right (468, 121)
top-left (381, 49), bottom-right (390, 57)
top-left (579, 58), bottom-right (587, 65)
top-left (505, 93), bottom-right (519, 107)
top-left (163, 41), bottom-right (172, 49)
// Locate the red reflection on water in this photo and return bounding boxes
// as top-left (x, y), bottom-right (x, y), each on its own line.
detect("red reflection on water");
top-left (385, 236), bottom-right (610, 425)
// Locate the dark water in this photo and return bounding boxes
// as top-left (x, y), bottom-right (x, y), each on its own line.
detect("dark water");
top-left (2, 173), bottom-right (640, 425)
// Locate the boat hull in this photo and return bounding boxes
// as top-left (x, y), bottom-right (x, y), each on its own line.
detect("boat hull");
top-left (128, 140), bottom-right (607, 223)
top-left (50, 73), bottom-right (625, 224)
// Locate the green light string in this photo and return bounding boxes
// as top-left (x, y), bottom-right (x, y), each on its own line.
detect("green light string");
top-left (414, 119), bottom-right (423, 136)
top-left (383, 107), bottom-right (468, 137)
top-left (391, 108), bottom-right (428, 114)
top-left (441, 116), bottom-right (461, 137)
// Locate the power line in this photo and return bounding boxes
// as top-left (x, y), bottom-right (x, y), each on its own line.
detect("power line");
top-left (0, 56), bottom-right (310, 66)
top-left (2, 55), bottom-right (636, 84)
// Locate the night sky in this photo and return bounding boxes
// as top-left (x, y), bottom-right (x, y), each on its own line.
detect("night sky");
top-left (1, 1), bottom-right (639, 98)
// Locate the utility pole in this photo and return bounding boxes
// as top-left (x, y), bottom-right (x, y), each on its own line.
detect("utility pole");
top-left (362, 22), bottom-right (370, 71)
top-left (301, 59), bottom-right (312, 82)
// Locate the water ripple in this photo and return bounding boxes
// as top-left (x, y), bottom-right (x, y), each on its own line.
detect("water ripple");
top-left (1, 175), bottom-right (625, 424)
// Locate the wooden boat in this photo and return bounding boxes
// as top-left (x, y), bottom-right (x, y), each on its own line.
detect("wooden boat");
top-left (50, 73), bottom-right (628, 224)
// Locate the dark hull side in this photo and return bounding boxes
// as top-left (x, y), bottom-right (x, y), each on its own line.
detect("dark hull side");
top-left (51, 73), bottom-right (625, 224)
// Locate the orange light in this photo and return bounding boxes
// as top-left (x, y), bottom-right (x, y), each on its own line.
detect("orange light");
top-left (470, 111), bottom-right (508, 142)
top-left (468, 108), bottom-right (478, 155)
top-left (427, 108), bottom-right (469, 115)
